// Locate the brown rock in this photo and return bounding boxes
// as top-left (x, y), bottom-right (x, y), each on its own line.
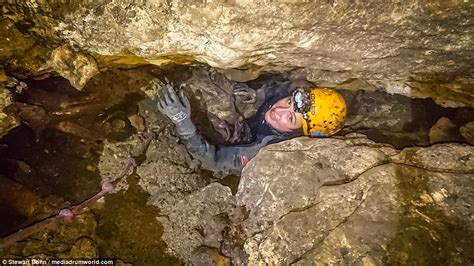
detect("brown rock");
top-left (50, 46), bottom-right (99, 90)
top-left (429, 117), bottom-right (458, 143)
top-left (460, 121), bottom-right (474, 145)
top-left (128, 114), bottom-right (146, 132)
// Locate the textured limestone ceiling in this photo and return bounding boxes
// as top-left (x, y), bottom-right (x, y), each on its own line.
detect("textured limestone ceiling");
top-left (0, 1), bottom-right (473, 135)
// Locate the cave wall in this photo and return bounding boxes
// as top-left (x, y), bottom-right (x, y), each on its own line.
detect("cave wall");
top-left (0, 0), bottom-right (473, 137)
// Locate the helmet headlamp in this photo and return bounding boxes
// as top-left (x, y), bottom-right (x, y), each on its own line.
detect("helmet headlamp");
top-left (292, 88), bottom-right (310, 116)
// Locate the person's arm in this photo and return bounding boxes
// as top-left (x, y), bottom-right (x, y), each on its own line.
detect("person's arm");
top-left (153, 79), bottom-right (274, 173)
top-left (182, 132), bottom-right (276, 173)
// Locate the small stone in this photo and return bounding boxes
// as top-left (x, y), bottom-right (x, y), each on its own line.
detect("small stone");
top-left (429, 117), bottom-right (458, 144)
top-left (459, 121), bottom-right (474, 145)
top-left (128, 114), bottom-right (146, 132)
top-left (50, 45), bottom-right (99, 90)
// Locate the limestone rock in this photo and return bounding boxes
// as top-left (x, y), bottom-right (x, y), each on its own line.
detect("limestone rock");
top-left (50, 46), bottom-right (99, 90)
top-left (157, 183), bottom-right (234, 261)
top-left (127, 114), bottom-right (146, 132)
top-left (429, 117), bottom-right (458, 143)
top-left (0, 18), bottom-right (51, 76)
top-left (460, 121), bottom-right (474, 145)
top-left (2, 1), bottom-right (473, 106)
top-left (391, 143), bottom-right (474, 171)
top-left (133, 127), bottom-right (206, 211)
top-left (98, 120), bottom-right (233, 263)
top-left (237, 137), bottom-right (395, 236)
top-left (0, 19), bottom-right (35, 62)
top-left (237, 135), bottom-right (474, 264)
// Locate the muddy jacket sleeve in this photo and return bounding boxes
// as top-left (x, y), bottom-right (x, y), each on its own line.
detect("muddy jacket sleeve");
top-left (182, 131), bottom-right (277, 173)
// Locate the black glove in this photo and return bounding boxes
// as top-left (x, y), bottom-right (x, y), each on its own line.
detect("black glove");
top-left (152, 79), bottom-right (197, 139)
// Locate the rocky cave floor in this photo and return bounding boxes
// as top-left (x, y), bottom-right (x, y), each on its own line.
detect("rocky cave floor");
top-left (0, 64), bottom-right (473, 265)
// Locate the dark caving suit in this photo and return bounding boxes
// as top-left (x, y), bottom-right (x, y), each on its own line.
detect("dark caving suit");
top-left (183, 80), bottom-right (305, 174)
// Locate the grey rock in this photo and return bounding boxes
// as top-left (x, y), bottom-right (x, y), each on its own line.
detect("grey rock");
top-left (391, 143), bottom-right (474, 171)
top-left (157, 183), bottom-right (234, 260)
top-left (237, 135), bottom-right (474, 264)
top-left (237, 137), bottom-right (394, 236)
top-left (136, 133), bottom-right (207, 212)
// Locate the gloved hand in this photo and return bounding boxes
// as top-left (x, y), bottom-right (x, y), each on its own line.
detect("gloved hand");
top-left (233, 83), bottom-right (257, 104)
top-left (152, 79), bottom-right (197, 139)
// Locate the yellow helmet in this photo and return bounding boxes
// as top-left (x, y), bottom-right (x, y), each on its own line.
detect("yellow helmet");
top-left (293, 87), bottom-right (346, 137)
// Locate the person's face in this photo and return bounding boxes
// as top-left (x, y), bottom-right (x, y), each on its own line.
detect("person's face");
top-left (264, 96), bottom-right (303, 133)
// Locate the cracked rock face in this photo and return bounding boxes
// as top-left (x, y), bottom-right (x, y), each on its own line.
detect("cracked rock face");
top-left (237, 135), bottom-right (473, 264)
top-left (2, 1), bottom-right (473, 107)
